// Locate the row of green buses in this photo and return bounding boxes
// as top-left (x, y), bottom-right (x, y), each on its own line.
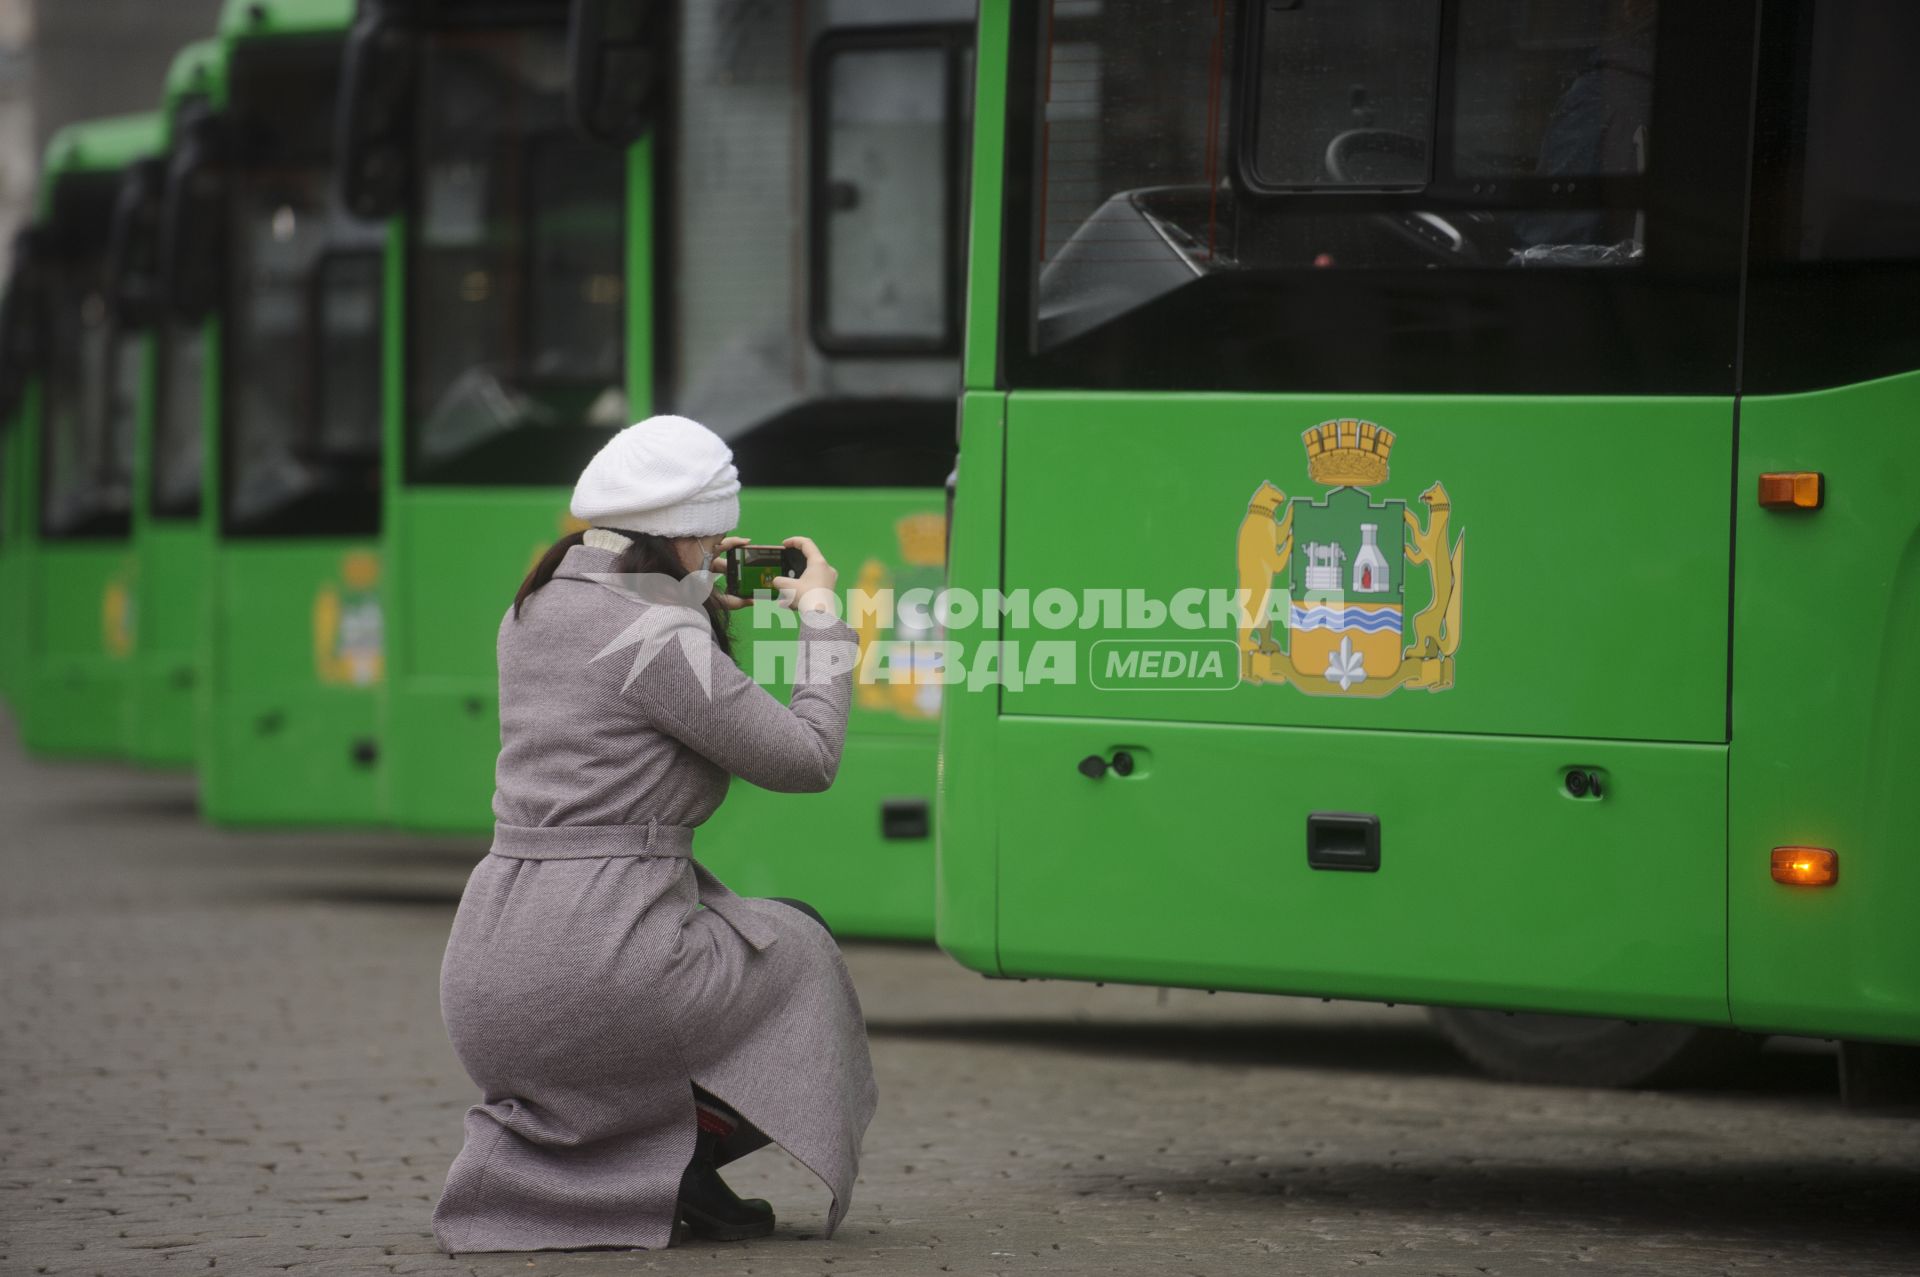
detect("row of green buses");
top-left (3, 0), bottom-right (1915, 1095)
top-left (0, 0), bottom-right (971, 937)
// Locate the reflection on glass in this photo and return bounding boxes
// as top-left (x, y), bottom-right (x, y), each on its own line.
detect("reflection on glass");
top-left (150, 320), bottom-right (206, 519)
top-left (670, 7), bottom-right (963, 453)
top-left (1033, 0), bottom-right (1660, 354)
top-left (225, 169), bottom-right (384, 531)
top-left (1250, 0), bottom-right (1441, 189)
top-left (821, 46), bottom-right (950, 345)
top-left (41, 274), bottom-right (132, 537)
top-left (409, 28), bottom-right (627, 482)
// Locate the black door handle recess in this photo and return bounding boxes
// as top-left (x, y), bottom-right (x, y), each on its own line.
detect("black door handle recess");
top-left (1078, 750), bottom-right (1135, 779)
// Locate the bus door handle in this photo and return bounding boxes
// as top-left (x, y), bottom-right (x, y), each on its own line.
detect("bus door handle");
top-left (1078, 750), bottom-right (1136, 779)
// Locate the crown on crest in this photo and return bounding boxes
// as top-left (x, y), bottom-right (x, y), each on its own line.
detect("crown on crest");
top-left (1303, 419), bottom-right (1394, 487)
top-left (896, 512), bottom-right (948, 567)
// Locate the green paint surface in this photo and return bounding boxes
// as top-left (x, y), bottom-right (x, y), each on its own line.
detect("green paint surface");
top-left (1729, 369), bottom-right (1920, 1042)
top-left (998, 392), bottom-right (1733, 743)
top-left (199, 541), bottom-right (384, 826)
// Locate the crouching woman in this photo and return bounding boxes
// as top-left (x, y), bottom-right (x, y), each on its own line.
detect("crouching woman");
top-left (432, 415), bottom-right (876, 1254)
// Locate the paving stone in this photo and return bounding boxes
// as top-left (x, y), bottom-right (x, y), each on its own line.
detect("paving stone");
top-left (0, 711), bottom-right (1916, 1276)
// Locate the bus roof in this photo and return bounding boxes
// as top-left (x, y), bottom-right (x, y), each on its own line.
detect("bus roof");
top-left (217, 0), bottom-right (355, 41)
top-left (163, 38), bottom-right (229, 123)
top-left (41, 112), bottom-right (165, 182)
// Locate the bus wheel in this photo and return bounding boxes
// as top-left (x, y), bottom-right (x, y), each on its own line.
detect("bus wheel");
top-left (1428, 1008), bottom-right (1759, 1088)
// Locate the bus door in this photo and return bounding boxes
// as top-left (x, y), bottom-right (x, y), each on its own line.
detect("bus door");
top-left (107, 152), bottom-right (199, 769)
top-left (977, 0), bottom-right (1753, 1020)
top-left (27, 157), bottom-right (149, 757)
top-left (339, 0), bottom-right (631, 832)
top-left (0, 229), bottom-right (49, 710)
top-left (202, 34), bottom-right (389, 825)
top-left (1728, 0), bottom-right (1920, 1045)
top-left (645, 0), bottom-right (973, 937)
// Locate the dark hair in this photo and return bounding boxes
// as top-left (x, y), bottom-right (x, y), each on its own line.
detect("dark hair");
top-left (514, 528), bottom-right (732, 657)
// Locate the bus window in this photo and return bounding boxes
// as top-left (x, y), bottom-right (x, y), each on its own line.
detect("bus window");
top-left (222, 44), bottom-right (384, 538)
top-left (814, 37), bottom-right (959, 352)
top-left (224, 173), bottom-right (384, 535)
top-left (666, 5), bottom-right (969, 488)
top-left (407, 28), bottom-right (627, 486)
top-left (1745, 0), bottom-right (1920, 393)
top-left (39, 173), bottom-right (133, 539)
top-left (1011, 0), bottom-right (1741, 395)
top-left (149, 319), bottom-right (206, 520)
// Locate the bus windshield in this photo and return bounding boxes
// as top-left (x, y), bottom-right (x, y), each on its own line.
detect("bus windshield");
top-left (149, 317), bottom-right (206, 520)
top-left (39, 172), bottom-right (135, 539)
top-left (1007, 0), bottom-right (1743, 394)
top-left (662, 4), bottom-right (971, 487)
top-left (406, 26), bottom-right (627, 486)
top-left (222, 43), bottom-right (384, 537)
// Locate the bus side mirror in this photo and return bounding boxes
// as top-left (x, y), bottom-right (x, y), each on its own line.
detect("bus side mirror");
top-left (106, 158), bottom-right (167, 329)
top-left (567, 0), bottom-right (665, 147)
top-left (337, 7), bottom-right (421, 220)
top-left (160, 112), bottom-right (230, 322)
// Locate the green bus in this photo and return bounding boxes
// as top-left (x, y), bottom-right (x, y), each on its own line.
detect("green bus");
top-left (939, 0), bottom-right (1920, 1087)
top-left (5, 114), bottom-right (164, 758)
top-left (341, 0), bottom-right (972, 936)
top-left (187, 0), bottom-right (390, 825)
top-left (116, 40), bottom-right (229, 769)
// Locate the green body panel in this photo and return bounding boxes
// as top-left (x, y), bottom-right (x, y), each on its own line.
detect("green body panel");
top-left (702, 489), bottom-right (944, 940)
top-left (199, 541), bottom-right (384, 826)
top-left (127, 518), bottom-right (208, 767)
top-left (934, 390), bottom-right (1009, 971)
top-left (217, 0), bottom-right (353, 40)
top-left (1, 412), bottom-right (25, 707)
top-left (1728, 370), bottom-right (1920, 1043)
top-left (22, 542), bottom-right (136, 757)
top-left (998, 393), bottom-right (1732, 743)
top-left (382, 489), bottom-right (578, 833)
top-left (15, 114), bottom-right (164, 758)
top-left (993, 716), bottom-right (1728, 1021)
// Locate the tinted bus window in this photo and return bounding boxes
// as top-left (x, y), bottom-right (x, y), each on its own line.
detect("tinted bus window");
top-left (149, 319), bottom-right (206, 520)
top-left (1745, 0), bottom-right (1920, 393)
top-left (1006, 0), bottom-right (1746, 395)
top-left (407, 28), bottom-right (627, 486)
top-left (40, 173), bottom-right (133, 539)
top-left (665, 5), bottom-right (970, 487)
top-left (222, 43), bottom-right (384, 538)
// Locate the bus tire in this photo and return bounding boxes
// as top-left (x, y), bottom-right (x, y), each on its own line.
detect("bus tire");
top-left (1428, 1007), bottom-right (1760, 1088)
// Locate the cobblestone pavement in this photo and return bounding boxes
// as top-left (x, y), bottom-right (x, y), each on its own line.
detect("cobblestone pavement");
top-left (2, 716), bottom-right (1916, 1277)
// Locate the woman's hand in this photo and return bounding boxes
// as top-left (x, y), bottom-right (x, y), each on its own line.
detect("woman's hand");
top-left (709, 536), bottom-right (754, 611)
top-left (771, 536), bottom-right (839, 615)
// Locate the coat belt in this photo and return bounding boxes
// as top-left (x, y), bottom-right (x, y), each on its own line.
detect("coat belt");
top-left (489, 821), bottom-right (780, 952)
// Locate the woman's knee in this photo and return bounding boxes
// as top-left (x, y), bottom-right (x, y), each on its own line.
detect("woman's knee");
top-left (768, 897), bottom-right (831, 938)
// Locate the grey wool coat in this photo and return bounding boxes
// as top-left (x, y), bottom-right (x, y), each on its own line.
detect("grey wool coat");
top-left (432, 543), bottom-right (877, 1254)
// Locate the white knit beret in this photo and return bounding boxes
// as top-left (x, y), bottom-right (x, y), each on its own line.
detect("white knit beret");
top-left (570, 415), bottom-right (741, 538)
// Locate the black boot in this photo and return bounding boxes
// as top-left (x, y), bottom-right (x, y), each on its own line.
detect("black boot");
top-left (678, 1126), bottom-right (775, 1241)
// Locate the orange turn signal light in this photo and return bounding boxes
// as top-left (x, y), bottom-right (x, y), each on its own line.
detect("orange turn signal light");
top-left (1771, 846), bottom-right (1838, 887)
top-left (1758, 472), bottom-right (1823, 510)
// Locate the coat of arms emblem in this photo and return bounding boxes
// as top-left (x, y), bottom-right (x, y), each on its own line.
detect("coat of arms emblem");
top-left (1234, 419), bottom-right (1464, 696)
